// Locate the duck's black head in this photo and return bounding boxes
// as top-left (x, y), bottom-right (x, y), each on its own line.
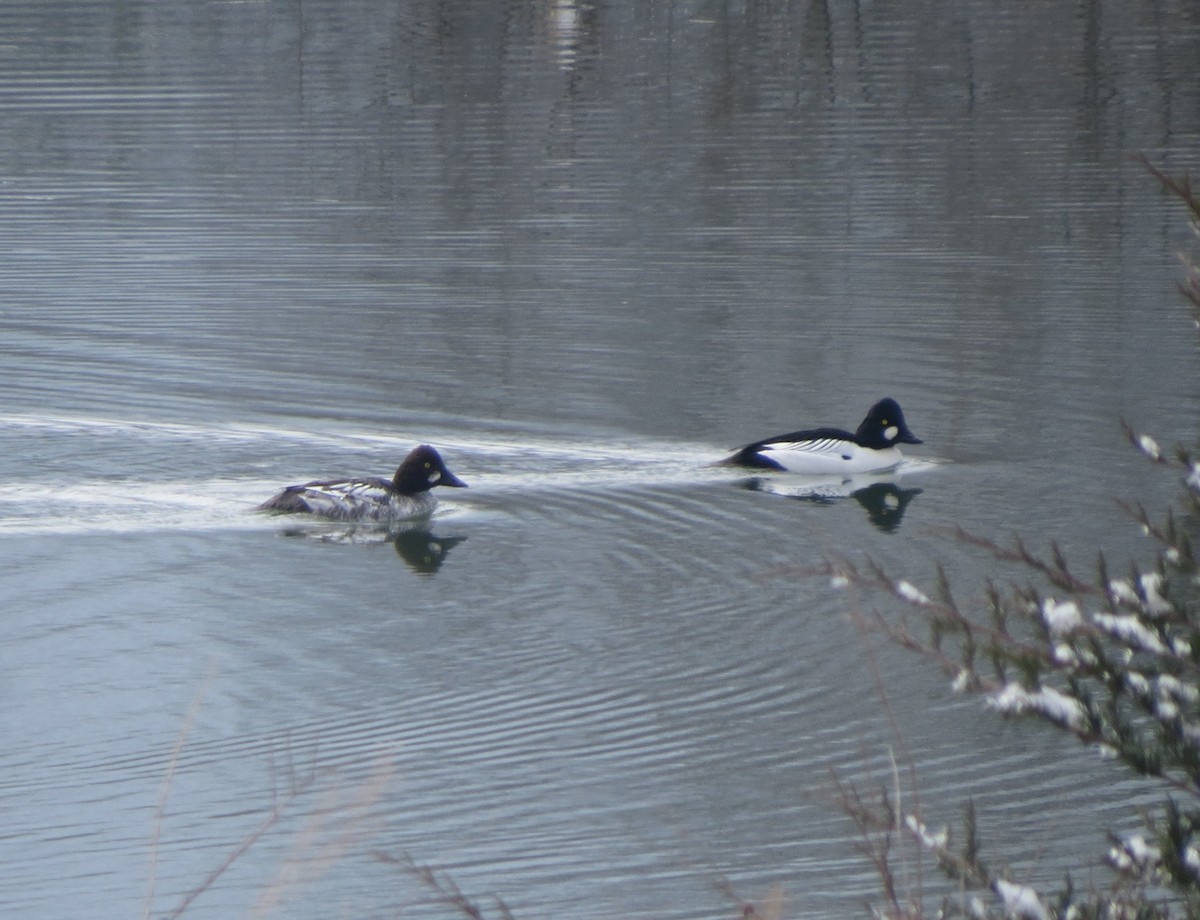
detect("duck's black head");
top-left (856, 398), bottom-right (923, 449)
top-left (392, 445), bottom-right (468, 495)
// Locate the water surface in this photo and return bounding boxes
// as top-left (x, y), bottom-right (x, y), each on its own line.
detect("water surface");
top-left (2, 2), bottom-right (1200, 918)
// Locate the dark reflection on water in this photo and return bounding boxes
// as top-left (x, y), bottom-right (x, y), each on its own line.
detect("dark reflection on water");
top-left (277, 523), bottom-right (468, 574)
top-left (390, 528), bottom-right (467, 574)
top-left (744, 476), bottom-right (925, 534)
top-left (1, 1), bottom-right (1200, 918)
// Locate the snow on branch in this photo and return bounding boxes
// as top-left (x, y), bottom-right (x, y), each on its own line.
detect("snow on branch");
top-left (993, 880), bottom-right (1050, 920)
top-left (987, 682), bottom-right (1086, 732)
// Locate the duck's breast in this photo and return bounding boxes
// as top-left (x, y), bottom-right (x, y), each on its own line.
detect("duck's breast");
top-left (756, 439), bottom-right (904, 475)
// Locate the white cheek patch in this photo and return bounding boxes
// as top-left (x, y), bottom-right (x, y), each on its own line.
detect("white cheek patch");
top-left (884, 425), bottom-right (899, 441)
top-left (427, 471), bottom-right (441, 484)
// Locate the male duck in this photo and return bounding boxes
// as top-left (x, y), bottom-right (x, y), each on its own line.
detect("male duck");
top-left (258, 444), bottom-right (467, 523)
top-left (723, 397), bottom-right (922, 475)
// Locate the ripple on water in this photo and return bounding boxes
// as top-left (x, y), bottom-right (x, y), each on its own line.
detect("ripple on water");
top-left (0, 410), bottom-right (755, 535)
top-left (0, 406), bottom-right (1102, 920)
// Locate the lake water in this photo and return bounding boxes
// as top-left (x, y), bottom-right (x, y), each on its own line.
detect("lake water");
top-left (3, 2), bottom-right (1200, 918)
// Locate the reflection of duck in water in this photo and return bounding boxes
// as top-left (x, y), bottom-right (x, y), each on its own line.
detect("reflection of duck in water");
top-left (744, 476), bottom-right (922, 533)
top-left (259, 445), bottom-right (467, 523)
top-left (274, 524), bottom-right (467, 574)
top-left (723, 398), bottom-right (922, 475)
top-left (850, 482), bottom-right (922, 533)
top-left (391, 528), bottom-right (466, 574)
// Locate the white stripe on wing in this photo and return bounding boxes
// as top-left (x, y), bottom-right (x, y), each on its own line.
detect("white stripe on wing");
top-left (763, 437), bottom-right (855, 456)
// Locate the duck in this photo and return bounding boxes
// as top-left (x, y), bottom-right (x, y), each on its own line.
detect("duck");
top-left (723, 397), bottom-right (922, 475)
top-left (258, 444), bottom-right (467, 523)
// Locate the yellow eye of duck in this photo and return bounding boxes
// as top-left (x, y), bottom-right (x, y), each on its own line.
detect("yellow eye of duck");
top-left (881, 419), bottom-right (889, 426)
top-left (424, 461), bottom-right (431, 469)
